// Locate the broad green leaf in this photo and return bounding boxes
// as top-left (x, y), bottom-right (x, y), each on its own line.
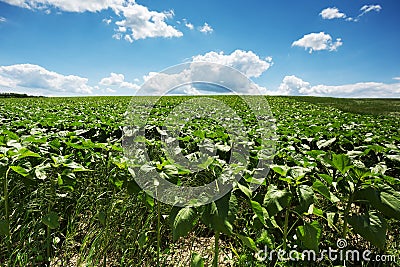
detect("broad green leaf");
top-left (263, 185), bottom-right (292, 216)
top-left (237, 234), bottom-right (258, 252)
top-left (271, 165), bottom-right (290, 177)
top-left (191, 252), bottom-right (204, 267)
top-left (17, 148), bottom-right (40, 160)
top-left (42, 212), bottom-right (60, 229)
top-left (200, 193), bottom-right (236, 235)
top-left (317, 137), bottom-right (336, 149)
top-left (296, 221), bottom-right (321, 252)
top-left (0, 220), bottom-right (10, 236)
top-left (296, 185), bottom-right (314, 214)
top-left (4, 130), bottom-right (19, 140)
top-left (10, 165), bottom-right (30, 177)
top-left (312, 180), bottom-right (339, 202)
top-left (318, 173), bottom-right (333, 185)
top-left (171, 207), bottom-right (198, 241)
top-left (348, 210), bottom-right (387, 249)
top-left (250, 200), bottom-right (268, 225)
top-left (355, 184), bottom-right (400, 220)
top-left (237, 183), bottom-right (252, 199)
top-left (327, 154), bottom-right (352, 175)
top-left (127, 180), bottom-right (141, 195)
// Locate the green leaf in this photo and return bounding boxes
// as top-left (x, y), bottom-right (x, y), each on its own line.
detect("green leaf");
top-left (138, 232), bottom-right (148, 249)
top-left (271, 165), bottom-right (290, 177)
top-left (10, 165), bottom-right (30, 177)
top-left (327, 154), bottom-right (352, 175)
top-left (296, 185), bottom-right (314, 214)
top-left (98, 211), bottom-right (106, 226)
top-left (250, 200), bottom-right (268, 225)
top-left (237, 234), bottom-right (258, 252)
top-left (190, 252), bottom-right (205, 267)
top-left (201, 193), bottom-right (236, 235)
top-left (171, 207), bottom-right (198, 241)
top-left (355, 184), bottom-right (400, 220)
top-left (17, 148), bottom-right (40, 160)
top-left (348, 210), bottom-right (387, 249)
top-left (4, 130), bottom-right (19, 140)
top-left (318, 173), bottom-right (333, 185)
top-left (42, 212), bottom-right (60, 229)
top-left (263, 185), bottom-right (292, 216)
top-left (0, 220), bottom-right (10, 236)
top-left (296, 221), bottom-right (321, 252)
top-left (317, 137), bottom-right (336, 149)
top-left (127, 180), bottom-right (141, 196)
top-left (237, 183), bottom-right (252, 199)
top-left (312, 180), bottom-right (339, 203)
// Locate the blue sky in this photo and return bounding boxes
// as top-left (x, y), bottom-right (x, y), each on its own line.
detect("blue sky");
top-left (0, 0), bottom-right (399, 97)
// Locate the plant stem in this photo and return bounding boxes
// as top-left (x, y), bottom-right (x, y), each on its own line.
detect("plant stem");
top-left (283, 204), bottom-right (290, 251)
top-left (342, 182), bottom-right (360, 238)
top-left (4, 167), bottom-right (11, 253)
top-left (157, 199), bottom-right (161, 267)
top-left (213, 231), bottom-right (220, 267)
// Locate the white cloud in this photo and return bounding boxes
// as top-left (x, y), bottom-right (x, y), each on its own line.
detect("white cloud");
top-left (0, 63), bottom-right (93, 94)
top-left (0, 16), bottom-right (7, 23)
top-left (277, 75), bottom-right (400, 98)
top-left (320, 7), bottom-right (346, 20)
top-left (185, 22), bottom-right (194, 30)
top-left (0, 0), bottom-right (126, 12)
top-left (192, 50), bottom-right (273, 78)
top-left (103, 18), bottom-right (112, 25)
top-left (112, 3), bottom-right (183, 42)
top-left (199, 22), bottom-right (213, 34)
top-left (99, 72), bottom-right (140, 90)
top-left (106, 88), bottom-right (117, 93)
top-left (393, 77), bottom-right (400, 81)
top-left (320, 4), bottom-right (382, 22)
top-left (292, 32), bottom-right (342, 53)
top-left (360, 4), bottom-right (382, 15)
top-left (1, 0), bottom-right (183, 41)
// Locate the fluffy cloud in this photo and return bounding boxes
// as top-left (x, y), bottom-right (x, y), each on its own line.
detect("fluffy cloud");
top-left (0, 16), bottom-right (6, 23)
top-left (192, 50), bottom-right (272, 78)
top-left (320, 7), bottom-right (346, 19)
top-left (292, 32), bottom-right (342, 53)
top-left (99, 72), bottom-right (140, 90)
top-left (319, 4), bottom-right (382, 22)
top-left (1, 0), bottom-right (183, 41)
top-left (0, 0), bottom-right (126, 12)
top-left (199, 22), bottom-right (213, 34)
top-left (277, 75), bottom-right (400, 98)
top-left (112, 3), bottom-right (183, 42)
top-left (0, 64), bottom-right (93, 94)
top-left (138, 61), bottom-right (266, 96)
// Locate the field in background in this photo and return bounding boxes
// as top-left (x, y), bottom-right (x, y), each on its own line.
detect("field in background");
top-left (0, 96), bottom-right (399, 266)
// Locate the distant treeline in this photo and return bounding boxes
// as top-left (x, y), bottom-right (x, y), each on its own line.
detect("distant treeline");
top-left (0, 92), bottom-right (44, 98)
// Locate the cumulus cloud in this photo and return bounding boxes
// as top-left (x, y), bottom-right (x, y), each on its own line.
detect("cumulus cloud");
top-left (0, 16), bottom-right (6, 23)
top-left (0, 0), bottom-right (126, 12)
top-left (99, 72), bottom-right (140, 90)
top-left (199, 22), bottom-right (213, 34)
top-left (0, 64), bottom-right (93, 94)
top-left (112, 3), bottom-right (183, 42)
top-left (320, 7), bottom-right (346, 20)
top-left (277, 75), bottom-right (400, 98)
top-left (320, 4), bottom-right (382, 22)
top-left (292, 32), bottom-right (342, 53)
top-left (1, 0), bottom-right (183, 41)
top-left (192, 50), bottom-right (273, 78)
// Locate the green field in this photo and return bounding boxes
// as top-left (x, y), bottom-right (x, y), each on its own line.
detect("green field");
top-left (0, 96), bottom-right (399, 266)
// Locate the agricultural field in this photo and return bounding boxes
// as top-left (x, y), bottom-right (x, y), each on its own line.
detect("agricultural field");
top-left (0, 96), bottom-right (399, 266)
